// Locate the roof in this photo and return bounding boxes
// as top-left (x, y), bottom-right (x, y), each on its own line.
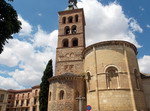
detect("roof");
top-left (0, 88), bottom-right (7, 92)
top-left (7, 84), bottom-right (40, 93)
top-left (8, 89), bottom-right (32, 93)
top-left (83, 40), bottom-right (138, 56)
top-left (48, 73), bottom-right (84, 82)
top-left (141, 73), bottom-right (150, 79)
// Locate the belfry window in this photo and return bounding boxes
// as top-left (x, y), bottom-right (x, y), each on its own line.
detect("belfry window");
top-left (72, 38), bottom-right (78, 47)
top-left (59, 90), bottom-right (64, 100)
top-left (134, 69), bottom-right (140, 89)
top-left (64, 26), bottom-right (70, 35)
top-left (106, 67), bottom-right (119, 89)
top-left (68, 16), bottom-right (73, 23)
top-left (72, 25), bottom-right (77, 34)
top-left (75, 15), bottom-right (79, 22)
top-left (62, 17), bottom-right (66, 24)
top-left (62, 39), bottom-right (69, 47)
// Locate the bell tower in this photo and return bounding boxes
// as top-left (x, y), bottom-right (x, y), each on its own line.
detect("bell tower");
top-left (55, 7), bottom-right (86, 75)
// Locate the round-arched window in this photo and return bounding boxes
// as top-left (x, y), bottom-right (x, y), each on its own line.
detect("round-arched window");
top-left (106, 66), bottom-right (119, 88)
top-left (62, 39), bottom-right (69, 47)
top-left (62, 17), bottom-right (66, 24)
top-left (71, 25), bottom-right (77, 34)
top-left (72, 38), bottom-right (78, 47)
top-left (75, 15), bottom-right (79, 22)
top-left (68, 16), bottom-right (73, 23)
top-left (59, 90), bottom-right (65, 100)
top-left (64, 26), bottom-right (70, 35)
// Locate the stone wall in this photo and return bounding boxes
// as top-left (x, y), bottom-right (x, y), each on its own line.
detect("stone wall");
top-left (48, 77), bottom-right (86, 111)
top-left (142, 78), bottom-right (150, 111)
top-left (84, 41), bottom-right (147, 111)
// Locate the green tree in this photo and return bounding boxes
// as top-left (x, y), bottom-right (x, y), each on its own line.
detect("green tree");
top-left (0, 0), bottom-right (21, 54)
top-left (39, 59), bottom-right (53, 111)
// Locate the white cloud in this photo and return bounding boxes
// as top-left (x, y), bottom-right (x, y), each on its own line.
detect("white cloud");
top-left (33, 25), bottom-right (58, 49)
top-left (18, 15), bottom-right (33, 36)
top-left (0, 0), bottom-right (146, 89)
top-left (0, 26), bottom-right (57, 88)
top-left (78, 0), bottom-right (142, 47)
top-left (138, 55), bottom-right (150, 74)
top-left (146, 24), bottom-right (150, 28)
top-left (0, 76), bottom-right (24, 89)
top-left (129, 18), bottom-right (143, 33)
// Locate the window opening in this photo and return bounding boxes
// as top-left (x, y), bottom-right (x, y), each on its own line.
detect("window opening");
top-left (59, 90), bottom-right (64, 100)
top-left (75, 15), bottom-right (79, 22)
top-left (35, 90), bottom-right (38, 96)
top-left (72, 25), bottom-right (77, 34)
top-left (72, 38), bottom-right (78, 46)
top-left (63, 39), bottom-right (69, 47)
top-left (0, 94), bottom-right (4, 102)
top-left (64, 26), bottom-right (70, 35)
top-left (68, 16), bottom-right (73, 23)
top-left (106, 67), bottom-right (119, 89)
top-left (62, 17), bottom-right (66, 24)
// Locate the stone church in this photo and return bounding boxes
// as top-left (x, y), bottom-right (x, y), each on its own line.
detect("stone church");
top-left (47, 1), bottom-right (150, 111)
top-left (0, 1), bottom-right (150, 111)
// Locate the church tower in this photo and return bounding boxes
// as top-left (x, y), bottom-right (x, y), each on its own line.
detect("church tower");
top-left (55, 7), bottom-right (86, 75)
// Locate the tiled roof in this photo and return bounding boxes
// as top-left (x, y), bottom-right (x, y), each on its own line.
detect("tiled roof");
top-left (48, 73), bottom-right (84, 82)
top-left (141, 73), bottom-right (150, 79)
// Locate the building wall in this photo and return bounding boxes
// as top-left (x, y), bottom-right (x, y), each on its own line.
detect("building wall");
top-left (142, 78), bottom-right (150, 111)
top-left (0, 89), bottom-right (8, 111)
top-left (55, 9), bottom-right (85, 76)
top-left (6, 86), bottom-right (40, 111)
top-left (48, 77), bottom-right (86, 111)
top-left (84, 41), bottom-right (147, 111)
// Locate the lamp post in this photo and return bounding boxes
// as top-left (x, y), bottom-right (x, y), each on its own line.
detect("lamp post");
top-left (76, 96), bottom-right (85, 111)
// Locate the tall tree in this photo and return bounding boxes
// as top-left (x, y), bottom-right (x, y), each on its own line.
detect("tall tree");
top-left (39, 59), bottom-right (53, 111)
top-left (0, 0), bottom-right (21, 54)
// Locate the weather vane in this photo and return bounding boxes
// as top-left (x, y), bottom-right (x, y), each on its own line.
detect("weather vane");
top-left (68, 0), bottom-right (78, 8)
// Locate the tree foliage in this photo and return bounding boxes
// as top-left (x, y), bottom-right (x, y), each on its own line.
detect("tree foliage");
top-left (0, 0), bottom-right (21, 54)
top-left (39, 59), bottom-right (53, 111)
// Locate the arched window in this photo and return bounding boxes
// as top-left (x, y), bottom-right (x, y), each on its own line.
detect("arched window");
top-left (59, 90), bottom-right (64, 100)
top-left (87, 72), bottom-right (91, 82)
top-left (64, 26), bottom-right (70, 35)
top-left (62, 17), bottom-right (66, 24)
top-left (35, 90), bottom-right (38, 96)
top-left (49, 92), bottom-right (52, 101)
top-left (68, 16), bottom-right (73, 23)
top-left (72, 38), bottom-right (78, 47)
top-left (27, 93), bottom-right (30, 98)
top-left (71, 25), bottom-right (77, 34)
top-left (106, 67), bottom-right (119, 89)
top-left (75, 15), bottom-right (79, 22)
top-left (17, 94), bottom-right (19, 99)
top-left (62, 39), bottom-right (69, 47)
top-left (134, 69), bottom-right (140, 89)
top-left (22, 94), bottom-right (24, 99)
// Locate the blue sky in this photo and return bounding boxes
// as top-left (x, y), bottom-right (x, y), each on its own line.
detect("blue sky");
top-left (0, 0), bottom-right (150, 89)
